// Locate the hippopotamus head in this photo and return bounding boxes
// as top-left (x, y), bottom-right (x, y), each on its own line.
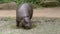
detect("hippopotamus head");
top-left (22, 17), bottom-right (32, 29)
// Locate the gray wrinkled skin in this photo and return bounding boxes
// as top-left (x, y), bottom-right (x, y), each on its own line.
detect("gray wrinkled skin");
top-left (16, 3), bottom-right (33, 29)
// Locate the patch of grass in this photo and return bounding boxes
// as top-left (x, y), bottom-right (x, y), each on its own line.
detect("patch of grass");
top-left (0, 17), bottom-right (60, 34)
top-left (0, 16), bottom-right (15, 21)
top-left (31, 23), bottom-right (37, 28)
top-left (41, 17), bottom-right (56, 22)
top-left (0, 17), bottom-right (60, 22)
top-left (9, 32), bottom-right (14, 34)
top-left (0, 32), bottom-right (2, 34)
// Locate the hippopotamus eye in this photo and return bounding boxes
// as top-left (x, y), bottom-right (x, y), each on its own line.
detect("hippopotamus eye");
top-left (26, 16), bottom-right (29, 17)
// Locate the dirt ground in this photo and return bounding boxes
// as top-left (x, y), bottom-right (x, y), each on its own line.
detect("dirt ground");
top-left (0, 7), bottom-right (60, 18)
top-left (0, 7), bottom-right (60, 34)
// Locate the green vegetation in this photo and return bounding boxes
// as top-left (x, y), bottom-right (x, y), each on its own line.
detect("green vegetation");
top-left (58, 0), bottom-right (60, 2)
top-left (0, 32), bottom-right (2, 34)
top-left (0, 0), bottom-right (12, 3)
top-left (0, 0), bottom-right (60, 8)
top-left (14, 0), bottom-right (41, 8)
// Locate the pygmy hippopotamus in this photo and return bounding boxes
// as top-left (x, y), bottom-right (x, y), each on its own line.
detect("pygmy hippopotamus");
top-left (16, 3), bottom-right (33, 29)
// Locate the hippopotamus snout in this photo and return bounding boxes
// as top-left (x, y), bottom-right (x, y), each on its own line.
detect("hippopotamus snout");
top-left (22, 17), bottom-right (32, 29)
top-left (16, 3), bottom-right (33, 29)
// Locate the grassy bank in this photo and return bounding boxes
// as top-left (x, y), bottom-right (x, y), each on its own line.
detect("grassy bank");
top-left (0, 0), bottom-right (60, 9)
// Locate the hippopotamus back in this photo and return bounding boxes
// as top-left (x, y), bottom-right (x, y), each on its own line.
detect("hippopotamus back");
top-left (16, 3), bottom-right (33, 18)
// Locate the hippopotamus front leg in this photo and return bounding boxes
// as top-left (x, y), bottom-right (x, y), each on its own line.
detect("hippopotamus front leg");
top-left (16, 17), bottom-right (22, 27)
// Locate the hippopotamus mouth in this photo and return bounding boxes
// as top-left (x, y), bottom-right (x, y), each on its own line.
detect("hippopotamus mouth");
top-left (21, 17), bottom-right (32, 29)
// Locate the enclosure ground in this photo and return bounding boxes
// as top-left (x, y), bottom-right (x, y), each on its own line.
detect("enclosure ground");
top-left (0, 7), bottom-right (60, 34)
top-left (0, 17), bottom-right (60, 34)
